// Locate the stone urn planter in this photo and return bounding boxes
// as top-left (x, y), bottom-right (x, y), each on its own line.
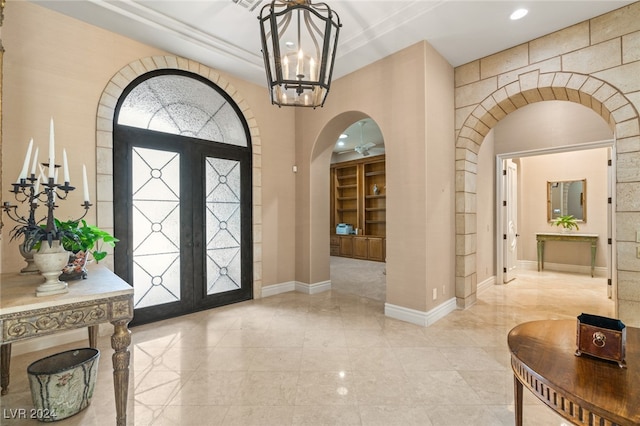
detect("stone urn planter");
top-left (32, 241), bottom-right (69, 297)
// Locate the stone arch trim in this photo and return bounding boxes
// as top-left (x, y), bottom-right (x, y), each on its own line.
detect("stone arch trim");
top-left (454, 71), bottom-right (640, 308)
top-left (95, 55), bottom-right (263, 297)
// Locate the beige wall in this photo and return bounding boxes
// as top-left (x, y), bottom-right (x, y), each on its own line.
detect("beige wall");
top-left (295, 41), bottom-right (455, 314)
top-left (454, 2), bottom-right (640, 324)
top-left (518, 149), bottom-right (609, 268)
top-left (475, 130), bottom-right (495, 284)
top-left (493, 101), bottom-right (614, 154)
top-left (1, 1), bottom-right (298, 290)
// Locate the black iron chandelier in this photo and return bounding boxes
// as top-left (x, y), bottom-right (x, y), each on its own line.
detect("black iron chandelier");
top-left (259, 0), bottom-right (341, 108)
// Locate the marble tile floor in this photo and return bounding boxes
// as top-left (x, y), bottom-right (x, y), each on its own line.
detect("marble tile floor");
top-left (2, 268), bottom-right (613, 425)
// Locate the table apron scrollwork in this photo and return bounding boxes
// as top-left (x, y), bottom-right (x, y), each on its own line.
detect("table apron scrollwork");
top-left (1, 295), bottom-right (133, 344)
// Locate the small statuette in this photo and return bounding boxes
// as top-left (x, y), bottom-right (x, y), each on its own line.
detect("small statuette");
top-left (373, 184), bottom-right (379, 195)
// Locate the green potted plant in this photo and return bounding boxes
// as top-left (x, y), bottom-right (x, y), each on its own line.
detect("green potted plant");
top-left (55, 219), bottom-right (119, 280)
top-left (12, 220), bottom-right (77, 253)
top-left (56, 219), bottom-right (118, 262)
top-left (551, 214), bottom-right (580, 232)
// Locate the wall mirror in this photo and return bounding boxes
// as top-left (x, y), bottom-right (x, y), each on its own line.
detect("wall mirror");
top-left (547, 179), bottom-right (586, 222)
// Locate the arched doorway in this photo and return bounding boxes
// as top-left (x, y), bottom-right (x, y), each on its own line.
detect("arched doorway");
top-left (95, 57), bottom-right (263, 326)
top-left (454, 71), bottom-right (640, 311)
top-left (308, 111), bottom-right (389, 298)
top-left (113, 70), bottom-right (253, 325)
top-left (329, 117), bottom-right (387, 301)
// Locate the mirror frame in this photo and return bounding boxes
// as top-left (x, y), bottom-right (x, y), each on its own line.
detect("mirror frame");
top-left (547, 179), bottom-right (587, 223)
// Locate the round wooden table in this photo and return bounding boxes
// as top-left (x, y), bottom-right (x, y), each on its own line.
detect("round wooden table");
top-left (508, 319), bottom-right (640, 426)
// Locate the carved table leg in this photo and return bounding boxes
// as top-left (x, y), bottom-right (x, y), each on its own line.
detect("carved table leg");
top-left (111, 319), bottom-right (131, 426)
top-left (88, 325), bottom-right (98, 348)
top-left (514, 374), bottom-right (523, 426)
top-left (1, 343), bottom-right (11, 395)
top-left (590, 242), bottom-right (597, 278)
top-left (537, 240), bottom-right (544, 272)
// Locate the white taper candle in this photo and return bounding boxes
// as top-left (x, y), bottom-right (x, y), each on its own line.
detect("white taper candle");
top-left (48, 118), bottom-right (55, 179)
top-left (62, 149), bottom-right (70, 184)
top-left (30, 146), bottom-right (39, 176)
top-left (82, 164), bottom-right (90, 203)
top-left (18, 139), bottom-right (33, 182)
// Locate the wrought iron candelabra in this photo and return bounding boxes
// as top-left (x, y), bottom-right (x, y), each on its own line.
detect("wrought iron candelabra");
top-left (3, 168), bottom-right (92, 274)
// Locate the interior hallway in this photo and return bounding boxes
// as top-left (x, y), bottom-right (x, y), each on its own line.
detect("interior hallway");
top-left (2, 267), bottom-right (612, 425)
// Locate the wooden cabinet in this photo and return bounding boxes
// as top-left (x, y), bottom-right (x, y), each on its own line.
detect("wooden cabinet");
top-left (352, 236), bottom-right (385, 261)
top-left (367, 237), bottom-right (385, 261)
top-left (353, 237), bottom-right (368, 259)
top-left (330, 236), bottom-right (340, 256)
top-left (330, 155), bottom-right (385, 262)
top-left (339, 236), bottom-right (353, 256)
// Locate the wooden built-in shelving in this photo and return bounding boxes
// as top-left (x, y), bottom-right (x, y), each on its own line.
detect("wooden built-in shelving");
top-left (330, 155), bottom-right (385, 262)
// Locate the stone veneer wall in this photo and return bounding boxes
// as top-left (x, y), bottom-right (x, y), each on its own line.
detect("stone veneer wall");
top-left (454, 2), bottom-right (640, 325)
top-left (95, 56), bottom-right (263, 298)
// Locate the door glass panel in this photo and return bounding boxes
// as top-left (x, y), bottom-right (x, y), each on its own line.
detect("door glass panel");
top-left (117, 74), bottom-right (247, 147)
top-left (132, 147), bottom-right (181, 308)
top-left (114, 70), bottom-right (252, 325)
top-left (206, 158), bottom-right (241, 295)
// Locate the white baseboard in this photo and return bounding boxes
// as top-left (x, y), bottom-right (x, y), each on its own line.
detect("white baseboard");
top-left (384, 297), bottom-right (457, 327)
top-left (261, 281), bottom-right (296, 297)
top-left (518, 260), bottom-right (607, 277)
top-left (295, 280), bottom-right (331, 294)
top-left (517, 260), bottom-right (538, 270)
top-left (261, 280), bottom-right (332, 297)
top-left (477, 275), bottom-right (496, 294)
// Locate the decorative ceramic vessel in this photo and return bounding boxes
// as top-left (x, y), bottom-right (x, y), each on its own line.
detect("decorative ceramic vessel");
top-left (33, 241), bottom-right (69, 297)
top-left (59, 251), bottom-right (89, 281)
top-left (19, 240), bottom-right (40, 274)
top-left (27, 348), bottom-right (100, 422)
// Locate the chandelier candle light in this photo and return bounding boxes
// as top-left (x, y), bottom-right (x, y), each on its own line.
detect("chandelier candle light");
top-left (3, 118), bottom-right (92, 296)
top-left (259, 0), bottom-right (341, 108)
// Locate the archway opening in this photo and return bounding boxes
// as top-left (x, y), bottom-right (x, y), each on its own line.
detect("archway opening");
top-left (455, 71), bottom-right (640, 316)
top-left (329, 118), bottom-right (386, 301)
top-left (309, 112), bottom-right (388, 302)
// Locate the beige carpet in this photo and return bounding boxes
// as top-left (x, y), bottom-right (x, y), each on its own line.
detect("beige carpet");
top-left (330, 256), bottom-right (386, 301)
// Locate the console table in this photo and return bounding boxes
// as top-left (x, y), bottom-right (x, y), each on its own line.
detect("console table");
top-left (0, 265), bottom-right (134, 426)
top-left (508, 320), bottom-right (640, 426)
top-left (536, 233), bottom-right (598, 277)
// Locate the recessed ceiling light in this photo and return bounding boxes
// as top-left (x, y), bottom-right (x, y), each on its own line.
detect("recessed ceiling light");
top-left (337, 141), bottom-right (345, 147)
top-left (339, 134), bottom-right (348, 139)
top-left (510, 8), bottom-right (528, 20)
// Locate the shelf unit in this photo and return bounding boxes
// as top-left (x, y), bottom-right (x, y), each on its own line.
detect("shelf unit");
top-left (364, 159), bottom-right (386, 237)
top-left (333, 164), bottom-right (359, 230)
top-left (330, 155), bottom-right (385, 262)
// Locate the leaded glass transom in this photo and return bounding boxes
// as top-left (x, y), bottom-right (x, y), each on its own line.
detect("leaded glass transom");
top-left (206, 157), bottom-right (241, 295)
top-left (132, 147), bottom-right (181, 308)
top-left (117, 74), bottom-right (247, 147)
